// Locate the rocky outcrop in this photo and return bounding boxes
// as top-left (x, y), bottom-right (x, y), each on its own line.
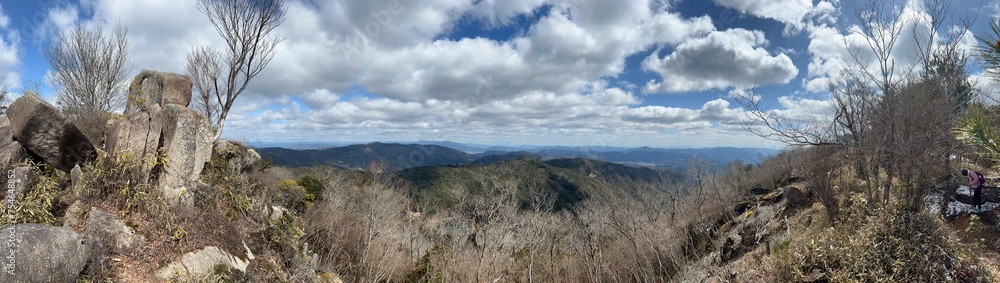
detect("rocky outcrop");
top-left (104, 70), bottom-right (213, 206)
top-left (158, 104), bottom-right (213, 206)
top-left (212, 140), bottom-right (262, 173)
top-left (126, 70), bottom-right (192, 115)
top-left (0, 224), bottom-right (98, 283)
top-left (84, 208), bottom-right (147, 254)
top-left (6, 92), bottom-right (96, 172)
top-left (105, 104), bottom-right (163, 174)
top-left (156, 245), bottom-right (253, 280)
top-left (783, 185), bottom-right (812, 208)
top-left (0, 116), bottom-right (32, 165)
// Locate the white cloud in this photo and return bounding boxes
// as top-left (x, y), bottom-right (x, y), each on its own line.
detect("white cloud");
top-left (713, 0), bottom-right (840, 34)
top-left (33, 0), bottom-right (808, 147)
top-left (300, 89), bottom-right (342, 109)
top-left (622, 98), bottom-right (744, 125)
top-left (0, 4), bottom-right (9, 29)
top-left (769, 96), bottom-right (836, 123)
top-left (642, 29), bottom-right (798, 93)
top-left (714, 0), bottom-right (813, 31)
top-left (0, 4), bottom-right (18, 90)
top-left (468, 0), bottom-right (549, 26)
top-left (802, 0), bottom-right (950, 93)
top-left (254, 0), bottom-right (716, 103)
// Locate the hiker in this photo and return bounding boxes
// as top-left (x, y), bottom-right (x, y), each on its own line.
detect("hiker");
top-left (963, 169), bottom-right (986, 212)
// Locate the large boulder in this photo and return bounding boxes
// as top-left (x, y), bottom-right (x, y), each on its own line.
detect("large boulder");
top-left (84, 208), bottom-right (147, 254)
top-left (784, 185), bottom-right (812, 208)
top-left (156, 246), bottom-right (252, 280)
top-left (6, 92), bottom-right (97, 172)
top-left (158, 104), bottom-right (213, 206)
top-left (105, 104), bottom-right (163, 175)
top-left (0, 116), bottom-right (31, 165)
top-left (126, 70), bottom-right (192, 115)
top-left (0, 224), bottom-right (99, 283)
top-left (211, 140), bottom-right (262, 174)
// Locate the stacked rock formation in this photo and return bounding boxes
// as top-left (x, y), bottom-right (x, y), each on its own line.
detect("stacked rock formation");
top-left (106, 69), bottom-right (214, 206)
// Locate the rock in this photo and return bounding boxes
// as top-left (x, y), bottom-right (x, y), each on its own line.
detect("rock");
top-left (269, 205), bottom-right (290, 222)
top-left (6, 92), bottom-right (97, 172)
top-left (84, 208), bottom-right (147, 254)
top-left (105, 104), bottom-right (163, 175)
top-left (0, 116), bottom-right (31, 165)
top-left (3, 166), bottom-right (36, 200)
top-left (0, 224), bottom-right (98, 283)
top-left (762, 190), bottom-right (783, 202)
top-left (70, 164), bottom-right (82, 185)
top-left (62, 200), bottom-right (87, 228)
top-left (749, 187), bottom-right (769, 196)
top-left (720, 233), bottom-right (744, 262)
top-left (157, 104), bottom-right (213, 206)
top-left (212, 140), bottom-right (262, 174)
top-left (734, 201), bottom-right (753, 215)
top-left (126, 70), bottom-right (193, 115)
top-left (156, 246), bottom-right (251, 280)
top-left (784, 185), bottom-right (812, 208)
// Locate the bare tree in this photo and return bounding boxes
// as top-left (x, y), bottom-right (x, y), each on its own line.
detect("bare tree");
top-left (45, 23), bottom-right (131, 143)
top-left (188, 0), bottom-right (286, 141)
top-left (734, 0), bottom-right (970, 208)
top-left (731, 87), bottom-right (840, 146)
top-left (186, 46), bottom-right (223, 126)
top-left (0, 81), bottom-right (9, 114)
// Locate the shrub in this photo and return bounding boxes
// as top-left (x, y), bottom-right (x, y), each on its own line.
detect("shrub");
top-left (779, 200), bottom-right (987, 282)
top-left (0, 161), bottom-right (62, 225)
top-left (298, 174), bottom-right (325, 202)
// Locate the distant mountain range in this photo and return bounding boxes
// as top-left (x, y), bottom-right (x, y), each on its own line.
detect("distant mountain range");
top-left (255, 142), bottom-right (778, 171)
top-left (398, 158), bottom-right (680, 211)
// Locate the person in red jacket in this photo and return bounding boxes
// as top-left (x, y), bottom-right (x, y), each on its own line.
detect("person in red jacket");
top-left (963, 169), bottom-right (986, 212)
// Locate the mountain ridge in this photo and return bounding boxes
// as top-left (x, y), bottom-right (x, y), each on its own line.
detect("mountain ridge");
top-left (256, 142), bottom-right (779, 170)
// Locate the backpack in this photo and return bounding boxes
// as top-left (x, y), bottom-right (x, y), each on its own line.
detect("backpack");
top-left (978, 171), bottom-right (987, 186)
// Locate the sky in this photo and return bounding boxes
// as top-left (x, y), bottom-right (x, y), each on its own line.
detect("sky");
top-left (0, 0), bottom-right (996, 149)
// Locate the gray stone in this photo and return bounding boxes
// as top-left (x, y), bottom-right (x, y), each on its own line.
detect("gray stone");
top-left (84, 208), bottom-right (146, 254)
top-left (212, 140), bottom-right (262, 173)
top-left (62, 200), bottom-right (86, 228)
top-left (6, 166), bottom-right (35, 200)
top-left (1, 166), bottom-right (36, 201)
top-left (126, 70), bottom-right (192, 115)
top-left (0, 224), bottom-right (98, 283)
top-left (105, 104), bottom-right (163, 175)
top-left (783, 185), bottom-right (812, 208)
top-left (158, 104), bottom-right (213, 206)
top-left (0, 116), bottom-right (31, 165)
top-left (6, 92), bottom-right (97, 172)
top-left (70, 164), bottom-right (82, 186)
top-left (156, 246), bottom-right (251, 280)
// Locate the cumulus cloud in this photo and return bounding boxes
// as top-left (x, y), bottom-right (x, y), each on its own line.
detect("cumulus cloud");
top-left (802, 0), bottom-right (964, 93)
top-left (30, 0), bottom-right (809, 147)
top-left (622, 98), bottom-right (744, 125)
top-left (713, 0), bottom-right (840, 34)
top-left (468, 0), bottom-right (549, 26)
top-left (0, 4), bottom-right (18, 89)
top-left (642, 29), bottom-right (798, 93)
top-left (714, 0), bottom-right (812, 30)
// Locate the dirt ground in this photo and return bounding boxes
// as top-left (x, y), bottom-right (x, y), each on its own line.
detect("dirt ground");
top-left (946, 210), bottom-right (1000, 280)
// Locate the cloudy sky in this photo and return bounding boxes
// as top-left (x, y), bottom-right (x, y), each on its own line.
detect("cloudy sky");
top-left (0, 0), bottom-right (996, 148)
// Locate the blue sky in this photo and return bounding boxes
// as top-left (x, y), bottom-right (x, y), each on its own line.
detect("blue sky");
top-left (0, 0), bottom-right (996, 148)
